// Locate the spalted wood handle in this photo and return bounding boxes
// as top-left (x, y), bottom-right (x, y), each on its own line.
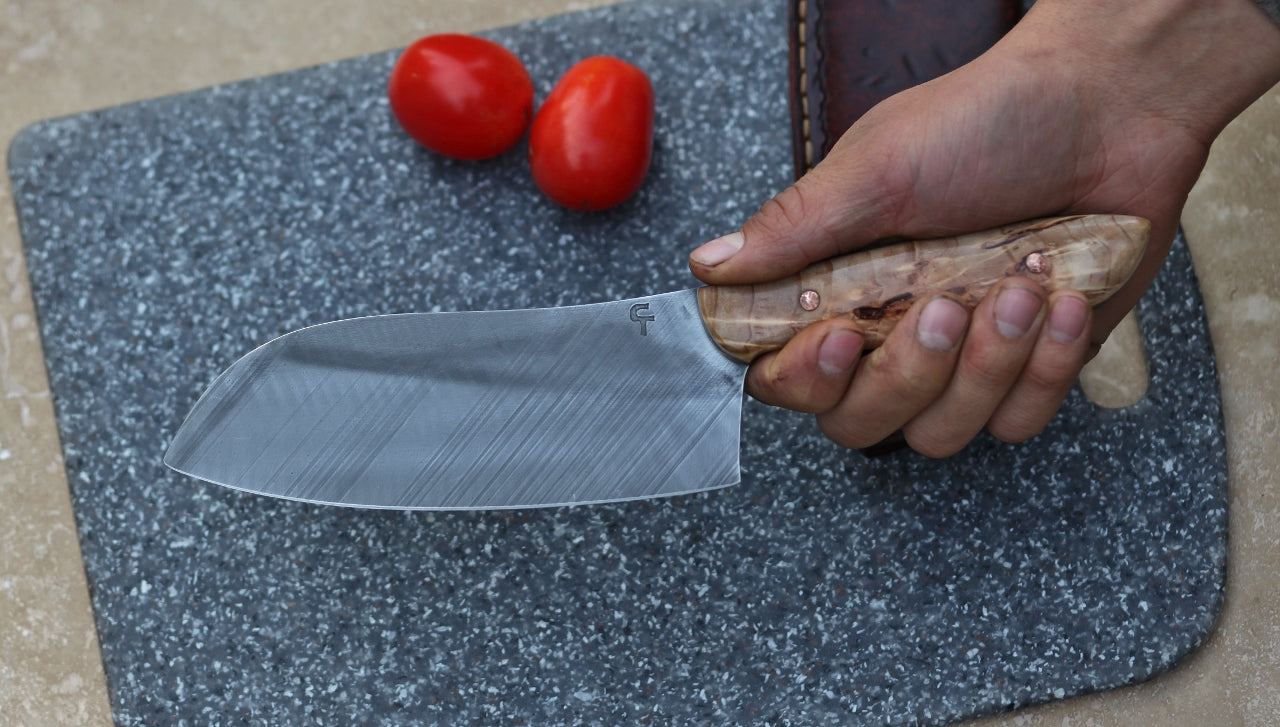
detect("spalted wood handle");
top-left (697, 214), bottom-right (1150, 363)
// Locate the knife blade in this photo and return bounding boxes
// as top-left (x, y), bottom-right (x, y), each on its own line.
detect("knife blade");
top-left (164, 214), bottom-right (1148, 510)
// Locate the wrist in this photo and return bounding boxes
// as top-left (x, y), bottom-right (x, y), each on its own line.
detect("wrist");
top-left (1003, 0), bottom-right (1280, 143)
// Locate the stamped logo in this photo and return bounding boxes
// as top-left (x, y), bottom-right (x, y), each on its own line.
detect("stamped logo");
top-left (629, 302), bottom-right (655, 336)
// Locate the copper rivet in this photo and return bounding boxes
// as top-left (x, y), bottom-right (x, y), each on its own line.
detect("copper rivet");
top-left (799, 289), bottom-right (820, 311)
top-left (1025, 252), bottom-right (1048, 274)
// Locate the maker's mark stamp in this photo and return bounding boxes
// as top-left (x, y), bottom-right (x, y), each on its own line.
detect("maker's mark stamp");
top-left (629, 302), bottom-right (655, 336)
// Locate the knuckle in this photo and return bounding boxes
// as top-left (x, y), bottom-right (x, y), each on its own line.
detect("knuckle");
top-left (987, 396), bottom-right (1058, 443)
top-left (987, 372), bottom-right (1077, 444)
top-left (902, 425), bottom-right (968, 459)
top-left (756, 185), bottom-right (814, 236)
top-left (748, 180), bottom-right (843, 263)
top-left (748, 354), bottom-right (832, 415)
top-left (1018, 358), bottom-right (1076, 397)
top-left (960, 346), bottom-right (1026, 394)
top-left (987, 415), bottom-right (1040, 444)
top-left (818, 414), bottom-right (889, 451)
top-left (745, 356), bottom-right (792, 406)
top-left (868, 352), bottom-right (947, 404)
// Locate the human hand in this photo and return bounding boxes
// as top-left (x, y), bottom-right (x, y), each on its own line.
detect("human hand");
top-left (690, 0), bottom-right (1280, 456)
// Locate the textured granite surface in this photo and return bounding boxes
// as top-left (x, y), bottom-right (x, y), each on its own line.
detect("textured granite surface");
top-left (7, 0), bottom-right (1228, 724)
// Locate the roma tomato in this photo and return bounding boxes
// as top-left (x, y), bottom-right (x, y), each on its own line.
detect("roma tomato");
top-left (388, 34), bottom-right (534, 160)
top-left (529, 56), bottom-right (654, 211)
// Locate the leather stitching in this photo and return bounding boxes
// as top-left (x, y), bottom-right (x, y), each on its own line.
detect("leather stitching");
top-left (796, 0), bottom-right (814, 172)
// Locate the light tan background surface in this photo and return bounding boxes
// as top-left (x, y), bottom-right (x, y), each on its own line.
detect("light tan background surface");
top-left (2, 2), bottom-right (1276, 725)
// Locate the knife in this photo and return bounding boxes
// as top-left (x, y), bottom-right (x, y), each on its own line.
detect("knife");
top-left (164, 214), bottom-right (1148, 510)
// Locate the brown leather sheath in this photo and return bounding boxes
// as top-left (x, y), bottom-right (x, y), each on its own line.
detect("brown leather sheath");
top-left (788, 0), bottom-right (1022, 178)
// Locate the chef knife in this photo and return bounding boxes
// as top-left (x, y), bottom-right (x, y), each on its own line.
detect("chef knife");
top-left (165, 214), bottom-right (1148, 510)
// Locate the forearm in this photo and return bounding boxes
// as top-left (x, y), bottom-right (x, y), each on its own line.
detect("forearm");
top-left (1004, 0), bottom-right (1280, 144)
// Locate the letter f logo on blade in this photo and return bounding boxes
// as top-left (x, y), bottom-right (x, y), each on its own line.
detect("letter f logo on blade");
top-left (629, 302), bottom-right (655, 335)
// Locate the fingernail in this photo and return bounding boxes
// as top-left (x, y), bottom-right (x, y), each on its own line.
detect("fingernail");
top-left (1048, 296), bottom-right (1089, 343)
top-left (917, 296), bottom-right (968, 352)
top-left (690, 231), bottom-right (744, 267)
top-left (994, 286), bottom-right (1043, 339)
top-left (818, 329), bottom-right (862, 376)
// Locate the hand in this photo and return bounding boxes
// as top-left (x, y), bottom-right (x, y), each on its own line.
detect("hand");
top-left (690, 0), bottom-right (1280, 456)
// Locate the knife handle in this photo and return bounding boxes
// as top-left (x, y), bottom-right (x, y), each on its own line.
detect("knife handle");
top-left (697, 214), bottom-right (1150, 363)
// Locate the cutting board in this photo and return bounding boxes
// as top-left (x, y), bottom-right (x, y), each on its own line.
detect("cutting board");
top-left (8, 0), bottom-right (1227, 723)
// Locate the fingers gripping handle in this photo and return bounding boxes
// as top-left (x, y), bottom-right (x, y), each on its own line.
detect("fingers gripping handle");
top-left (697, 214), bottom-right (1150, 363)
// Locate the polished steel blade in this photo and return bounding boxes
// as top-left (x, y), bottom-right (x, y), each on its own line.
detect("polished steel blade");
top-left (164, 290), bottom-right (748, 509)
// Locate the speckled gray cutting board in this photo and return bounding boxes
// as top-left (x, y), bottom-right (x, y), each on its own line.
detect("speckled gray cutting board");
top-left (8, 0), bottom-right (1227, 724)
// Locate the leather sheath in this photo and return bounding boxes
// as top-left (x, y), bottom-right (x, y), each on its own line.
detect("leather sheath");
top-left (788, 0), bottom-right (1022, 178)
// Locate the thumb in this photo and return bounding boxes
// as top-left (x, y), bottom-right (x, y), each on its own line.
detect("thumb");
top-left (689, 142), bottom-right (906, 285)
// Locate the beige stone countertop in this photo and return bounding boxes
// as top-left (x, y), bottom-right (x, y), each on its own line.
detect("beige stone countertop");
top-left (2, 2), bottom-right (1276, 725)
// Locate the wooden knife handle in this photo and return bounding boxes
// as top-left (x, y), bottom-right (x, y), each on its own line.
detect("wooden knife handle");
top-left (697, 214), bottom-right (1150, 363)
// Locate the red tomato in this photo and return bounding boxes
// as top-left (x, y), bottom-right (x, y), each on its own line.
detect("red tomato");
top-left (529, 56), bottom-right (655, 211)
top-left (388, 34), bottom-right (534, 160)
